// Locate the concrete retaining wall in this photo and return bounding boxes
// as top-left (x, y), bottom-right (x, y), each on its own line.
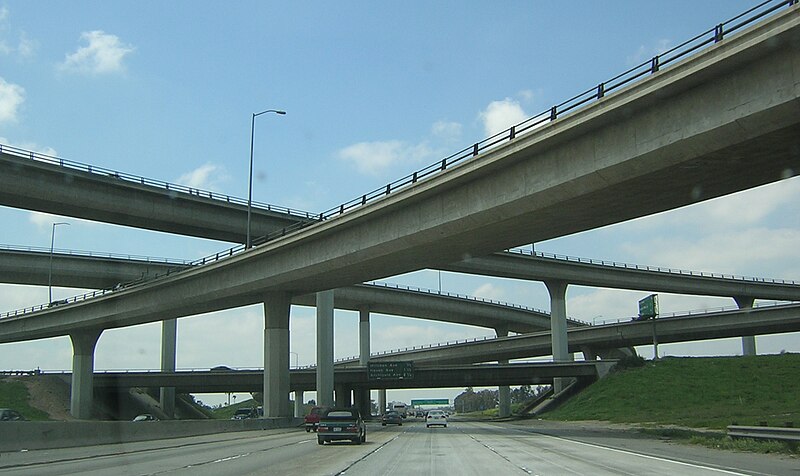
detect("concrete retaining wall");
top-left (0, 417), bottom-right (303, 452)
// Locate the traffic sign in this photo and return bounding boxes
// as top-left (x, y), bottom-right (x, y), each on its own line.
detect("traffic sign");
top-left (638, 294), bottom-right (659, 320)
top-left (411, 399), bottom-right (449, 406)
top-left (368, 361), bottom-right (414, 380)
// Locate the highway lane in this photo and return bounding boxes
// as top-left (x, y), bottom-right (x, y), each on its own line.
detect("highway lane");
top-left (1, 419), bottom-right (795, 475)
top-left (342, 421), bottom-right (755, 476)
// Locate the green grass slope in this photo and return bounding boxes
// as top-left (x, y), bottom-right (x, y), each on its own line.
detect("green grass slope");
top-left (546, 354), bottom-right (799, 430)
top-left (0, 378), bottom-right (51, 421)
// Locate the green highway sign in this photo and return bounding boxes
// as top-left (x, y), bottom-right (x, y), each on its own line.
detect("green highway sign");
top-left (638, 294), bottom-right (659, 320)
top-left (411, 399), bottom-right (449, 406)
top-left (368, 361), bottom-right (414, 380)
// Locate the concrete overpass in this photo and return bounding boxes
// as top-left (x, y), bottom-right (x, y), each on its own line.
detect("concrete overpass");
top-left (1, 5), bottom-right (799, 418)
top-left (0, 247), bottom-right (563, 334)
top-left (86, 362), bottom-right (610, 394)
top-left (344, 303), bottom-right (800, 366)
top-left (4, 246), bottom-right (799, 303)
top-left (0, 145), bottom-right (319, 243)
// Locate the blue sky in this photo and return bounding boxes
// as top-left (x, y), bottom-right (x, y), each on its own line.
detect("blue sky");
top-left (1, 1), bottom-right (798, 405)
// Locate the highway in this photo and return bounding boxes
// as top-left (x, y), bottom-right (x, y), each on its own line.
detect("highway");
top-left (1, 418), bottom-right (795, 475)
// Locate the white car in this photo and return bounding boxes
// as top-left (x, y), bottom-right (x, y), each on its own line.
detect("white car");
top-left (425, 410), bottom-right (447, 428)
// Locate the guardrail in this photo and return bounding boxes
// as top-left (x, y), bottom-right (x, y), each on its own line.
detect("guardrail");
top-left (0, 0), bottom-right (795, 319)
top-left (506, 248), bottom-right (799, 286)
top-left (727, 425), bottom-right (800, 442)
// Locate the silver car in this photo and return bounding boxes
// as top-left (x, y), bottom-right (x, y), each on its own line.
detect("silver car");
top-left (426, 410), bottom-right (447, 428)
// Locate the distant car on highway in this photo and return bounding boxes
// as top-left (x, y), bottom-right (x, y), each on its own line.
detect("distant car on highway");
top-left (132, 413), bottom-right (158, 422)
top-left (317, 407), bottom-right (366, 445)
top-left (381, 410), bottom-right (403, 426)
top-left (231, 407), bottom-right (257, 420)
top-left (426, 410), bottom-right (447, 428)
top-left (0, 408), bottom-right (25, 421)
top-left (304, 406), bottom-right (328, 432)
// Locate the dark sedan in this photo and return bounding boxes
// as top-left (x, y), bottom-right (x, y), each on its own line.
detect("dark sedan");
top-left (381, 410), bottom-right (403, 426)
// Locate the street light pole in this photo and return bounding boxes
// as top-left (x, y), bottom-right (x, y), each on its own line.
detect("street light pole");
top-left (289, 351), bottom-right (299, 369)
top-left (247, 108), bottom-right (286, 249)
top-left (48, 222), bottom-right (70, 304)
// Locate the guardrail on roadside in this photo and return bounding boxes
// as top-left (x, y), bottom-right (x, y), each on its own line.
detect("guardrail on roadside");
top-left (727, 425), bottom-right (800, 442)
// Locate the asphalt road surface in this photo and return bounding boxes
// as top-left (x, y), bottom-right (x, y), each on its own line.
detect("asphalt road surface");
top-left (1, 418), bottom-right (797, 475)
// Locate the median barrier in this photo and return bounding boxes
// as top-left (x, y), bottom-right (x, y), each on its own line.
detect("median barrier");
top-left (0, 417), bottom-right (303, 452)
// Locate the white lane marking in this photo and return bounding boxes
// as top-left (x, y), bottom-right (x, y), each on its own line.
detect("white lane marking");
top-left (529, 430), bottom-right (751, 475)
top-left (210, 453), bottom-right (249, 464)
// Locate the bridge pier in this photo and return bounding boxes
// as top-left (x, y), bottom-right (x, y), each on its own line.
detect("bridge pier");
top-left (335, 384), bottom-right (352, 407)
top-left (546, 280), bottom-right (570, 393)
top-left (378, 389), bottom-right (386, 415)
top-left (495, 326), bottom-right (511, 418)
top-left (69, 329), bottom-right (102, 419)
top-left (263, 292), bottom-right (292, 418)
top-left (316, 290), bottom-right (335, 407)
top-left (353, 388), bottom-right (371, 418)
top-left (735, 296), bottom-right (757, 356)
top-left (294, 390), bottom-right (304, 417)
top-left (359, 307), bottom-right (370, 366)
top-left (358, 307), bottom-right (372, 417)
top-left (160, 318), bottom-right (177, 419)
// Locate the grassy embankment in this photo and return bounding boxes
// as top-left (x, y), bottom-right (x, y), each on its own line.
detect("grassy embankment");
top-left (0, 378), bottom-right (50, 421)
top-left (545, 354), bottom-right (799, 454)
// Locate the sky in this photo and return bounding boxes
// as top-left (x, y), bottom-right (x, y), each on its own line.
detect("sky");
top-left (1, 1), bottom-right (798, 407)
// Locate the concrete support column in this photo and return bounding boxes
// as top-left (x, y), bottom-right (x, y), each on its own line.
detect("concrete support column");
top-left (358, 308), bottom-right (372, 418)
top-left (316, 290), bottom-right (335, 407)
top-left (353, 388), bottom-right (371, 418)
top-left (495, 326), bottom-right (511, 418)
top-left (160, 318), bottom-right (177, 419)
top-left (294, 390), bottom-right (304, 418)
top-left (335, 384), bottom-right (352, 407)
top-left (359, 307), bottom-right (370, 367)
top-left (735, 296), bottom-right (757, 356)
top-left (69, 329), bottom-right (102, 419)
top-left (378, 389), bottom-right (387, 416)
top-left (545, 280), bottom-right (569, 393)
top-left (263, 292), bottom-right (292, 418)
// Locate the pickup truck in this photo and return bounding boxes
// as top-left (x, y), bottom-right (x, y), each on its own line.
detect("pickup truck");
top-left (304, 406), bottom-right (327, 432)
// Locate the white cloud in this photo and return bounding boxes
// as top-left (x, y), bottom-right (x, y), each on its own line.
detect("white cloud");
top-left (621, 227), bottom-right (800, 279)
top-left (478, 98), bottom-right (528, 137)
top-left (338, 140), bottom-right (433, 176)
top-left (372, 319), bottom-right (490, 354)
top-left (472, 282), bottom-right (506, 302)
top-left (430, 120), bottom-right (462, 144)
top-left (59, 30), bottom-right (134, 75)
top-left (176, 163), bottom-right (228, 191)
top-left (0, 77), bottom-right (24, 123)
top-left (16, 32), bottom-right (35, 57)
top-left (27, 212), bottom-right (97, 233)
top-left (0, 7), bottom-right (36, 58)
top-left (627, 39), bottom-right (672, 66)
top-left (0, 137), bottom-right (56, 155)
